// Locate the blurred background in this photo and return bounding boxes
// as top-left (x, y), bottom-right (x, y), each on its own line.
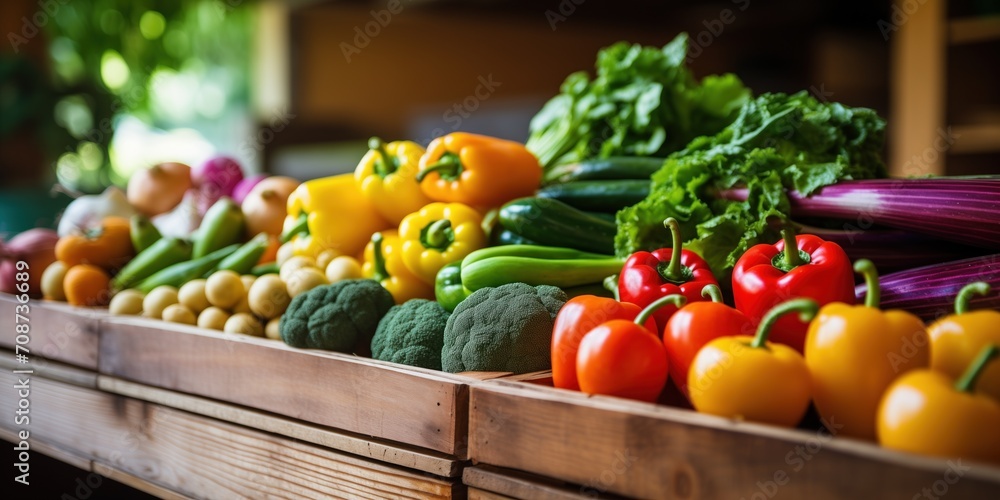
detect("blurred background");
top-left (1, 0), bottom-right (999, 234)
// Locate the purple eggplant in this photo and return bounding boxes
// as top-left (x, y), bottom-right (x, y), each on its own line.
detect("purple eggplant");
top-left (719, 178), bottom-right (1000, 249)
top-left (856, 254), bottom-right (1000, 321)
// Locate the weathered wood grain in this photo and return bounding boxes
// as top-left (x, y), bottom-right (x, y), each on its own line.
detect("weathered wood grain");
top-left (469, 381), bottom-right (1000, 499)
top-left (0, 293), bottom-right (102, 369)
top-left (464, 465), bottom-right (620, 500)
top-left (0, 372), bottom-right (458, 499)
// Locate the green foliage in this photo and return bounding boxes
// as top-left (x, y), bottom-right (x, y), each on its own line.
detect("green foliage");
top-left (615, 91), bottom-right (888, 277)
top-left (441, 283), bottom-right (567, 374)
top-left (526, 33), bottom-right (749, 169)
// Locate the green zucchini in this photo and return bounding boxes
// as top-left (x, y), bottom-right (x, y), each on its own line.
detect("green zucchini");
top-left (536, 180), bottom-right (650, 212)
top-left (461, 255), bottom-right (624, 292)
top-left (499, 197), bottom-right (616, 254)
top-left (542, 157), bottom-right (664, 185)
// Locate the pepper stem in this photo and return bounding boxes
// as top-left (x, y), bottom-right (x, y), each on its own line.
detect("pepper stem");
top-left (701, 284), bottom-right (723, 304)
top-left (854, 259), bottom-right (880, 308)
top-left (955, 344), bottom-right (999, 393)
top-left (422, 219), bottom-right (454, 250)
top-left (660, 218), bottom-right (687, 282)
top-left (955, 282), bottom-right (990, 314)
top-left (371, 232), bottom-right (389, 282)
top-left (634, 294), bottom-right (687, 327)
top-left (750, 298), bottom-right (819, 349)
top-left (369, 137), bottom-right (397, 177)
top-left (781, 229), bottom-right (803, 268)
top-left (603, 274), bottom-right (620, 301)
top-left (279, 213), bottom-right (309, 243)
top-left (416, 153), bottom-right (462, 182)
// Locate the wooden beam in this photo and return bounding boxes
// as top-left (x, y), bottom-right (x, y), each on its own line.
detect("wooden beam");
top-left (0, 294), bottom-right (102, 370)
top-left (464, 465), bottom-right (617, 500)
top-left (0, 350), bottom-right (98, 388)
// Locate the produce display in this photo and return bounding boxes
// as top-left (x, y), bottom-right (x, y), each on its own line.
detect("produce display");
top-left (5, 32), bottom-right (1000, 469)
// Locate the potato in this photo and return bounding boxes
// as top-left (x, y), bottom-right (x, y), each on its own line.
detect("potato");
top-left (197, 306), bottom-right (230, 330)
top-left (279, 255), bottom-right (317, 282)
top-left (276, 241), bottom-right (296, 266)
top-left (248, 274), bottom-right (291, 319)
top-left (325, 256), bottom-right (363, 283)
top-left (142, 286), bottom-right (179, 319)
top-left (264, 317), bottom-right (282, 340)
top-left (286, 267), bottom-right (328, 298)
top-left (240, 275), bottom-right (256, 293)
top-left (41, 261), bottom-right (68, 301)
top-left (232, 293), bottom-right (252, 315)
top-left (162, 303), bottom-right (196, 325)
top-left (316, 249), bottom-right (340, 271)
top-left (178, 279), bottom-right (210, 313)
top-left (205, 270), bottom-right (244, 309)
top-left (109, 289), bottom-right (145, 316)
top-left (224, 312), bottom-right (263, 337)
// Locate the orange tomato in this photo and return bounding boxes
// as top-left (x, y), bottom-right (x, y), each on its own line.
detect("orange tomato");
top-left (63, 264), bottom-right (111, 306)
top-left (56, 217), bottom-right (134, 271)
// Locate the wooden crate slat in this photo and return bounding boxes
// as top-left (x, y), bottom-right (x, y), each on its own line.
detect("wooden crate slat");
top-left (0, 372), bottom-right (458, 499)
top-left (470, 381), bottom-right (1000, 499)
top-left (98, 375), bottom-right (463, 477)
top-left (464, 465), bottom-right (617, 500)
top-left (0, 294), bottom-right (101, 369)
top-left (99, 316), bottom-right (469, 456)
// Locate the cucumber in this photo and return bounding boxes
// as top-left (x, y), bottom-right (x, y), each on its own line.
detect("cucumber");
top-left (462, 244), bottom-right (611, 269)
top-left (130, 214), bottom-right (162, 253)
top-left (489, 229), bottom-right (538, 247)
top-left (136, 244), bottom-right (240, 293)
top-left (536, 180), bottom-right (650, 212)
top-left (250, 262), bottom-right (280, 277)
top-left (499, 197), bottom-right (616, 254)
top-left (461, 256), bottom-right (624, 292)
top-left (111, 237), bottom-right (193, 292)
top-left (192, 197), bottom-right (245, 259)
top-left (209, 233), bottom-right (270, 276)
top-left (542, 157), bottom-right (664, 185)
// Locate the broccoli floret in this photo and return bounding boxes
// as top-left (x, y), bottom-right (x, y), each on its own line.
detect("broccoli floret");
top-left (442, 283), bottom-right (567, 374)
top-left (371, 299), bottom-right (450, 370)
top-left (279, 279), bottom-right (394, 354)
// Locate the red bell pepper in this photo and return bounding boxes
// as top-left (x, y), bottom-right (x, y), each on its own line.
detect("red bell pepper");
top-left (551, 292), bottom-right (657, 391)
top-left (663, 284), bottom-right (753, 399)
top-left (618, 218), bottom-right (717, 328)
top-left (576, 295), bottom-right (685, 402)
top-left (732, 230), bottom-right (854, 353)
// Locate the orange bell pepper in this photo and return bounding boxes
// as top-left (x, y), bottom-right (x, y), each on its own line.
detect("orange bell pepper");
top-left (877, 344), bottom-right (1000, 464)
top-left (415, 132), bottom-right (541, 208)
top-left (927, 282), bottom-right (1000, 402)
top-left (55, 216), bottom-right (134, 272)
top-left (804, 259), bottom-right (930, 440)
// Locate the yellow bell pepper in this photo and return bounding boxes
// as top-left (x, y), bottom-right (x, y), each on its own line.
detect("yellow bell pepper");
top-left (284, 173), bottom-right (390, 258)
top-left (355, 137), bottom-right (432, 225)
top-left (804, 260), bottom-right (930, 441)
top-left (928, 282), bottom-right (1000, 402)
top-left (398, 202), bottom-right (487, 286)
top-left (362, 230), bottom-right (434, 304)
top-left (877, 344), bottom-right (1000, 464)
top-left (688, 299), bottom-right (817, 428)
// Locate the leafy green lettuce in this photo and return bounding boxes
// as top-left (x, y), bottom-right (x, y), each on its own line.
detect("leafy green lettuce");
top-left (614, 91), bottom-right (888, 277)
top-left (526, 34), bottom-right (749, 169)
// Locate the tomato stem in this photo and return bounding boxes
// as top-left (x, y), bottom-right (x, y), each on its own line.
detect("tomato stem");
top-left (955, 344), bottom-right (999, 393)
top-left (701, 284), bottom-right (723, 304)
top-left (854, 259), bottom-right (880, 308)
top-left (750, 298), bottom-right (819, 349)
top-left (634, 294), bottom-right (686, 327)
top-left (955, 282), bottom-right (990, 315)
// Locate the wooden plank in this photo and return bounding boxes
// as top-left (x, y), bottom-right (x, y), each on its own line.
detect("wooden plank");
top-left (464, 465), bottom-right (619, 500)
top-left (0, 372), bottom-right (458, 499)
top-left (99, 315), bottom-right (469, 456)
top-left (950, 124), bottom-right (1000, 154)
top-left (91, 462), bottom-right (196, 500)
top-left (0, 293), bottom-right (102, 369)
top-left (469, 381), bottom-right (1000, 499)
top-left (949, 15), bottom-right (1000, 45)
top-left (98, 376), bottom-right (463, 477)
top-left (0, 426), bottom-right (92, 471)
top-left (468, 488), bottom-right (516, 500)
top-left (0, 350), bottom-right (98, 388)
top-left (889, 0), bottom-right (946, 176)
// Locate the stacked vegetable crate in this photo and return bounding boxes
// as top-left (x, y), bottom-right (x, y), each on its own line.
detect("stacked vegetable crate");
top-left (0, 294), bottom-right (500, 498)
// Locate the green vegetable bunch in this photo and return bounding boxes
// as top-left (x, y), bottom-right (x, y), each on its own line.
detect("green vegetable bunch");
top-left (371, 299), bottom-right (450, 371)
top-left (615, 90), bottom-right (887, 277)
top-left (279, 280), bottom-right (395, 354)
top-left (526, 33), bottom-right (749, 169)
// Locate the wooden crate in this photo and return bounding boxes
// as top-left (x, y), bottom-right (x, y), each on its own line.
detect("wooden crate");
top-left (98, 315), bottom-right (506, 458)
top-left (0, 293), bottom-right (103, 370)
top-left (469, 377), bottom-right (1000, 499)
top-left (0, 361), bottom-right (462, 499)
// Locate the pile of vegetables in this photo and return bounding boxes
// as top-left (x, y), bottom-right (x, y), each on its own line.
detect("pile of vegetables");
top-left (10, 31), bottom-right (999, 468)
